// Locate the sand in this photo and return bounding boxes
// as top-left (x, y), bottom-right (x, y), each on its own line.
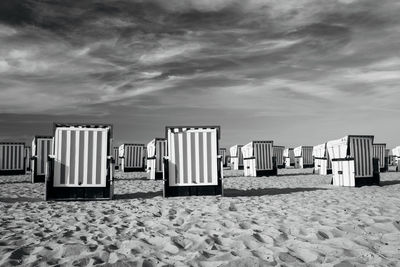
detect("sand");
top-left (1, 168), bottom-right (400, 266)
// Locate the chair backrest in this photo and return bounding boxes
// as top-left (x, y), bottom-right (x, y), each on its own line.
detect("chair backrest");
top-left (273, 146), bottom-right (284, 166)
top-left (166, 126), bottom-right (219, 186)
top-left (0, 143), bottom-right (25, 171)
top-left (373, 143), bottom-right (386, 169)
top-left (147, 138), bottom-right (167, 172)
top-left (53, 125), bottom-right (111, 187)
top-left (119, 144), bottom-right (144, 168)
top-left (243, 141), bottom-right (274, 170)
top-left (33, 136), bottom-right (53, 176)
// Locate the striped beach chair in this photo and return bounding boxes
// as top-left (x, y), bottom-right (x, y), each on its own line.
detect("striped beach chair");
top-left (327, 135), bottom-right (379, 187)
top-left (45, 123), bottom-right (114, 201)
top-left (392, 146), bottom-right (400, 171)
top-left (283, 148), bottom-right (295, 168)
top-left (118, 143), bottom-right (145, 172)
top-left (242, 141), bottom-right (277, 177)
top-left (294, 146), bottom-right (314, 168)
top-left (32, 136), bottom-right (53, 183)
top-left (25, 146), bottom-right (31, 171)
top-left (113, 147), bottom-right (119, 170)
top-left (273, 145), bottom-right (285, 169)
top-left (163, 126), bottom-right (223, 197)
top-left (229, 145), bottom-right (243, 170)
top-left (219, 148), bottom-right (227, 167)
top-left (146, 138), bottom-right (167, 180)
top-left (0, 142), bottom-right (26, 175)
top-left (373, 143), bottom-right (387, 173)
top-left (312, 143), bottom-right (332, 175)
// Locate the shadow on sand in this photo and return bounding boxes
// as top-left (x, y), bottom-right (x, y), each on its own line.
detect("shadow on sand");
top-left (380, 180), bottom-right (400, 186)
top-left (224, 187), bottom-right (328, 197)
top-left (114, 191), bottom-right (163, 200)
top-left (0, 197), bottom-right (42, 203)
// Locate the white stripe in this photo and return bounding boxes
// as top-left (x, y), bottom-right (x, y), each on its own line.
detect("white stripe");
top-left (92, 131), bottom-right (97, 185)
top-left (187, 133), bottom-right (192, 183)
top-left (83, 131), bottom-right (89, 185)
top-left (66, 131), bottom-right (71, 184)
top-left (203, 132), bottom-right (208, 182)
top-left (195, 132), bottom-right (200, 184)
top-left (169, 130), bottom-right (175, 185)
top-left (211, 130), bottom-right (217, 183)
top-left (54, 130), bottom-right (60, 185)
top-left (101, 131), bottom-right (106, 185)
top-left (74, 131), bottom-right (80, 183)
top-left (178, 133), bottom-right (184, 184)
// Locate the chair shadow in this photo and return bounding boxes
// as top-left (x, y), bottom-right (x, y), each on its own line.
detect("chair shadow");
top-left (276, 172), bottom-right (315, 177)
top-left (114, 191), bottom-right (163, 200)
top-left (0, 197), bottom-right (42, 203)
top-left (224, 187), bottom-right (328, 197)
top-left (114, 177), bottom-right (149, 181)
top-left (380, 180), bottom-right (400, 186)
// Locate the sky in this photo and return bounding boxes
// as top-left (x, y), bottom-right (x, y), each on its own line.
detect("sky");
top-left (1, 0), bottom-right (400, 149)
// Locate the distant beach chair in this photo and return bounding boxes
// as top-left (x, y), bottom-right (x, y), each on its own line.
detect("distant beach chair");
top-left (45, 123), bottom-right (114, 201)
top-left (31, 136), bottom-right (53, 183)
top-left (294, 146), bottom-right (314, 168)
top-left (392, 146), bottom-right (400, 171)
top-left (229, 145), bottom-right (244, 170)
top-left (146, 138), bottom-right (167, 180)
top-left (242, 141), bottom-right (277, 177)
top-left (118, 143), bottom-right (145, 172)
top-left (312, 143), bottom-right (332, 175)
top-left (163, 126), bottom-right (223, 197)
top-left (25, 146), bottom-right (31, 171)
top-left (373, 143), bottom-right (387, 173)
top-left (219, 148), bottom-right (227, 167)
top-left (113, 147), bottom-right (119, 170)
top-left (283, 148), bottom-right (295, 168)
top-left (273, 145), bottom-right (285, 169)
top-left (327, 135), bottom-right (379, 187)
top-left (0, 142), bottom-right (26, 175)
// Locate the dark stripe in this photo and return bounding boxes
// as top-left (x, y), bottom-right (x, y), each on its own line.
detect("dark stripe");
top-left (191, 133), bottom-right (196, 183)
top-left (174, 133), bottom-right (180, 184)
top-left (87, 131), bottom-right (93, 185)
top-left (60, 131), bottom-right (67, 184)
top-left (40, 140), bottom-right (44, 174)
top-left (198, 133), bottom-right (204, 184)
top-left (182, 133), bottom-right (188, 184)
top-left (96, 131), bottom-right (102, 185)
top-left (78, 131), bottom-right (85, 185)
top-left (70, 131), bottom-right (76, 184)
top-left (206, 132), bottom-right (212, 183)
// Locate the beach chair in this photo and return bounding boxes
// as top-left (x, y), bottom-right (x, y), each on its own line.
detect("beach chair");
top-left (327, 135), bottom-right (379, 187)
top-left (146, 138), bottom-right (167, 180)
top-left (229, 145), bottom-right (244, 170)
top-left (31, 136), bottom-right (53, 183)
top-left (294, 146), bottom-right (314, 168)
top-left (242, 141), bottom-right (277, 177)
top-left (313, 143), bottom-right (332, 175)
top-left (273, 146), bottom-right (285, 169)
top-left (25, 146), bottom-right (31, 171)
top-left (113, 147), bottom-right (119, 170)
top-left (283, 148), bottom-right (295, 168)
top-left (45, 123), bottom-right (114, 201)
top-left (392, 146), bottom-right (400, 171)
top-left (219, 148), bottom-right (227, 167)
top-left (163, 126), bottom-right (223, 197)
top-left (373, 143), bottom-right (387, 173)
top-left (0, 142), bottom-right (26, 175)
top-left (118, 143), bottom-right (145, 172)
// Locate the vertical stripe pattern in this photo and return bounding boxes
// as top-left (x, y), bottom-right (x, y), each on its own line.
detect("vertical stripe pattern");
top-left (168, 128), bottom-right (218, 186)
top-left (113, 147), bottom-right (119, 167)
top-left (273, 146), bottom-right (284, 166)
top-left (54, 127), bottom-right (109, 187)
top-left (373, 144), bottom-right (386, 169)
top-left (25, 146), bottom-right (31, 170)
top-left (254, 142), bottom-right (273, 170)
top-left (349, 136), bottom-right (373, 177)
top-left (33, 137), bottom-right (53, 176)
top-left (0, 143), bottom-right (25, 171)
top-left (123, 144), bottom-right (144, 168)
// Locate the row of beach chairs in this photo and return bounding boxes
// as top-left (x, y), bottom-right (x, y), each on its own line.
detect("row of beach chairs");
top-left (0, 123), bottom-right (397, 201)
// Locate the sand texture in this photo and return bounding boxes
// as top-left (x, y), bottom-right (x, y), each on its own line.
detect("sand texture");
top-left (1, 168), bottom-right (400, 266)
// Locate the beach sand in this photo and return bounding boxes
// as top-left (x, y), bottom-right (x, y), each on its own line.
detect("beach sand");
top-left (1, 168), bottom-right (400, 266)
